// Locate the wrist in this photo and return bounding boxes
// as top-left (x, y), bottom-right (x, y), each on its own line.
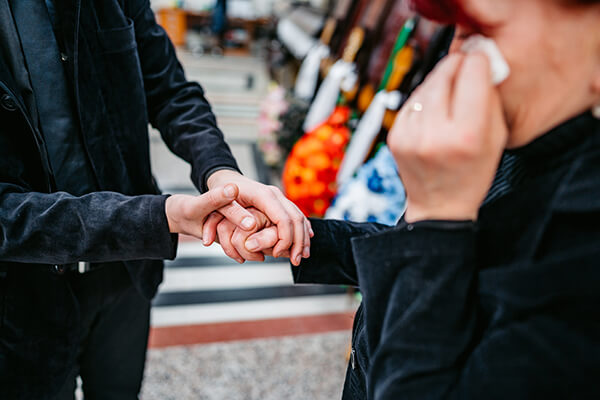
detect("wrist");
top-left (207, 169), bottom-right (242, 190)
top-left (165, 195), bottom-right (179, 233)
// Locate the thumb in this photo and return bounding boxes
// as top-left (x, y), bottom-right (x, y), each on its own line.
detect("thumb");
top-left (193, 184), bottom-right (239, 218)
top-left (245, 226), bottom-right (280, 253)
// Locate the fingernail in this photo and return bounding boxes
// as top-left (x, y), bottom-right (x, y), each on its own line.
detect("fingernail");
top-left (303, 246), bottom-right (310, 258)
top-left (242, 217), bottom-right (255, 229)
top-left (224, 185), bottom-right (236, 198)
top-left (203, 238), bottom-right (209, 246)
top-left (246, 239), bottom-right (259, 252)
top-left (309, 228), bottom-right (315, 237)
top-left (295, 255), bottom-right (302, 265)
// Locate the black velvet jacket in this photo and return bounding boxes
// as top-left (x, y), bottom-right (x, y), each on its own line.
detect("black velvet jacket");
top-left (0, 1), bottom-right (238, 398)
top-left (295, 112), bottom-right (600, 399)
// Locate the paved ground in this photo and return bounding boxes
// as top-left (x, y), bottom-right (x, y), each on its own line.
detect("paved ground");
top-left (142, 332), bottom-right (350, 400)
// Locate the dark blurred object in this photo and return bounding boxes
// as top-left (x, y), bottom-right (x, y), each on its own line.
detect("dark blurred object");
top-left (187, 9), bottom-right (273, 56)
top-left (404, 25), bottom-right (454, 95)
top-left (211, 0), bottom-right (228, 38)
top-left (277, 98), bottom-right (311, 158)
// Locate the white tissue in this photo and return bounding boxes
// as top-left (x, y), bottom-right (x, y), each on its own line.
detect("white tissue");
top-left (461, 34), bottom-right (510, 85)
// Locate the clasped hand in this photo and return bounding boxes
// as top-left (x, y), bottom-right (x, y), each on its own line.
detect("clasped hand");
top-left (165, 170), bottom-right (313, 266)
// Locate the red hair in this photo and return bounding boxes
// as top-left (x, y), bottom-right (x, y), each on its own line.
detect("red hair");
top-left (411, 0), bottom-right (482, 29)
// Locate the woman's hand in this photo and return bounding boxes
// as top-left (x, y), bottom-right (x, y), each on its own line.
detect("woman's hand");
top-left (388, 53), bottom-right (508, 223)
top-left (202, 208), bottom-right (307, 265)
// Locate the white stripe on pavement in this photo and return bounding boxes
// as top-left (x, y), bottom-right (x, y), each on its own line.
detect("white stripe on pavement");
top-left (175, 242), bottom-right (230, 259)
top-left (151, 295), bottom-right (356, 327)
top-left (159, 264), bottom-right (294, 292)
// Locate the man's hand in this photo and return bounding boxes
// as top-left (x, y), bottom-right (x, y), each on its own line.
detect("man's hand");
top-left (206, 170), bottom-right (313, 266)
top-left (165, 184), bottom-right (256, 240)
top-left (244, 226), bottom-right (287, 259)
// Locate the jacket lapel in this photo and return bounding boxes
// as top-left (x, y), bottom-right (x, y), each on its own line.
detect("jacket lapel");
top-left (0, 0), bottom-right (37, 121)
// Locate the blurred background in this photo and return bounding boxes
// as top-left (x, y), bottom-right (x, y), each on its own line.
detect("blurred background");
top-left (144, 1), bottom-right (449, 398)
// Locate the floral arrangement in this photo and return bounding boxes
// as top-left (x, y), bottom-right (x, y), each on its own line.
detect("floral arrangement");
top-left (282, 106), bottom-right (351, 217)
top-left (257, 84), bottom-right (289, 168)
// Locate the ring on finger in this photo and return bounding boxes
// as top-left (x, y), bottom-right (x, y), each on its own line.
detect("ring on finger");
top-left (411, 102), bottom-right (424, 112)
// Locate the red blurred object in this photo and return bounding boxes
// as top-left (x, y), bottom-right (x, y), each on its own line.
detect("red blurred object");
top-left (282, 107), bottom-right (352, 217)
top-left (411, 0), bottom-right (482, 30)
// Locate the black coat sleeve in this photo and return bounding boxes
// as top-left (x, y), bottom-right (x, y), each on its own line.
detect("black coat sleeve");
top-left (354, 220), bottom-right (600, 399)
top-left (0, 183), bottom-right (177, 264)
top-left (130, 1), bottom-right (240, 192)
top-left (292, 218), bottom-right (388, 287)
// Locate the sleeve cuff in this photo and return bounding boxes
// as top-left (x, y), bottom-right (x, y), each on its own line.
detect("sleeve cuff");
top-left (148, 195), bottom-right (179, 260)
top-left (351, 220), bottom-right (477, 297)
top-left (199, 164), bottom-right (242, 193)
top-left (354, 219), bottom-right (477, 258)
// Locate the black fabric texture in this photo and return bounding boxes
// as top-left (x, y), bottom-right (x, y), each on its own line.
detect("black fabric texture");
top-left (12, 0), bottom-right (97, 196)
top-left (296, 111), bottom-right (600, 399)
top-left (0, 0), bottom-right (241, 398)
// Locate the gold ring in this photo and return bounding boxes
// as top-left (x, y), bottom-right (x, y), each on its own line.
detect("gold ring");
top-left (412, 102), bottom-right (423, 112)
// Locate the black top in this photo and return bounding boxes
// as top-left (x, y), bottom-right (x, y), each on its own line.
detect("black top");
top-left (11, 0), bottom-right (96, 196)
top-left (295, 111), bottom-right (600, 399)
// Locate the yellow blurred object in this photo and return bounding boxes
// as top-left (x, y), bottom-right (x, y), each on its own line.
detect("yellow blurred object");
top-left (157, 8), bottom-right (187, 47)
top-left (386, 46), bottom-right (415, 91)
top-left (357, 83), bottom-right (376, 114)
top-left (383, 109), bottom-right (398, 131)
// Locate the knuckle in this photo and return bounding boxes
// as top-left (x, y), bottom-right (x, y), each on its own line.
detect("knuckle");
top-left (217, 222), bottom-right (231, 236)
top-left (280, 216), bottom-right (293, 228)
top-left (181, 202), bottom-right (196, 220)
top-left (390, 135), bottom-right (410, 155)
top-left (229, 206), bottom-right (245, 220)
top-left (268, 185), bottom-right (282, 196)
top-left (205, 192), bottom-right (222, 209)
top-left (414, 143), bottom-right (436, 162)
top-left (261, 234), bottom-right (274, 247)
top-left (232, 232), bottom-right (245, 247)
top-left (223, 249), bottom-right (236, 259)
top-left (268, 228), bottom-right (280, 241)
top-left (452, 144), bottom-right (478, 160)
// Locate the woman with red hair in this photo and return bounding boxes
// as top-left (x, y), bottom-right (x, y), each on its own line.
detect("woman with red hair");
top-left (214, 0), bottom-right (600, 398)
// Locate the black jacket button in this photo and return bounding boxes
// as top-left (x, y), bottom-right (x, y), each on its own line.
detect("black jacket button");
top-left (1, 94), bottom-right (17, 112)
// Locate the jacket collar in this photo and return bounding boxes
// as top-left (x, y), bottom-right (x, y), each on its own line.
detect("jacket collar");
top-left (507, 111), bottom-right (600, 166)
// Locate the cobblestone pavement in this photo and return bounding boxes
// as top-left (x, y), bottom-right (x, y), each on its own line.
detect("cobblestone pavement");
top-left (142, 332), bottom-right (350, 400)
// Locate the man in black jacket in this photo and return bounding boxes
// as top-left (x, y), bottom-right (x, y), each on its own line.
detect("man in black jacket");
top-left (0, 1), bottom-right (310, 399)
